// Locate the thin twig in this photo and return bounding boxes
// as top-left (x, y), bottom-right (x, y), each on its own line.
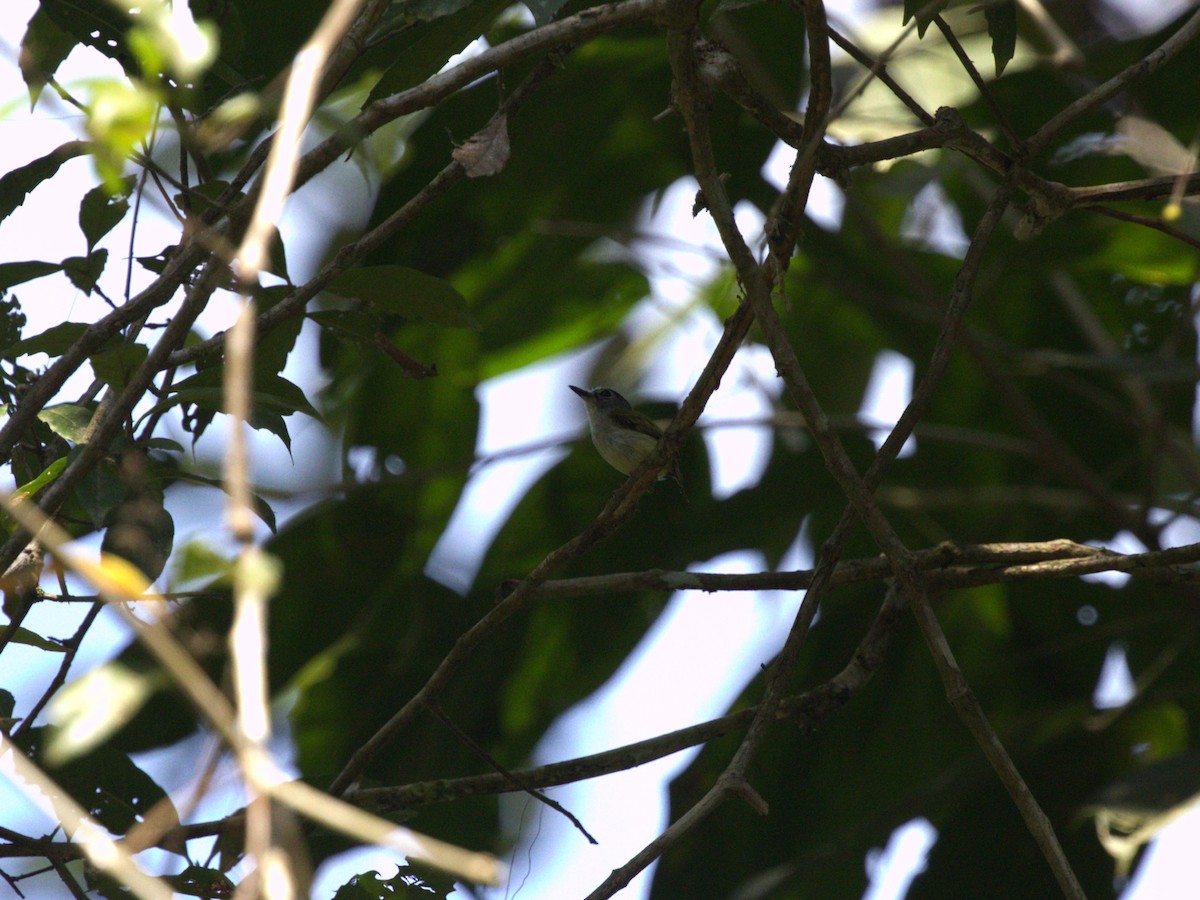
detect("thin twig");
top-left (1027, 8), bottom-right (1200, 157)
top-left (933, 14), bottom-right (1022, 152)
top-left (825, 22), bottom-right (935, 125)
top-left (1086, 204), bottom-right (1200, 252)
top-left (13, 602), bottom-right (104, 739)
top-left (429, 702), bottom-right (598, 844)
top-left (747, 186), bottom-right (1085, 896)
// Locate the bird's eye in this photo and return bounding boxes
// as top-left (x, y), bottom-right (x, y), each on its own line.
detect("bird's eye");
top-left (597, 389), bottom-right (613, 398)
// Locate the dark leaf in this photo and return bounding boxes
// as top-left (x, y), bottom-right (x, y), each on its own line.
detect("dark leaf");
top-left (984, 0), bottom-right (1018, 77)
top-left (63, 249), bottom-right (108, 295)
top-left (90, 341), bottom-right (149, 393)
top-left (902, 0), bottom-right (949, 37)
top-left (36, 0), bottom-right (137, 76)
top-left (79, 176), bottom-right (136, 253)
top-left (18, 7), bottom-right (78, 107)
top-left (138, 367), bottom-right (317, 452)
top-left (0, 142), bottom-right (89, 225)
top-left (2, 321), bottom-right (89, 359)
top-left (0, 260), bottom-right (62, 293)
top-left (135, 244), bottom-right (178, 275)
top-left (16, 726), bottom-right (174, 834)
top-left (102, 494), bottom-right (175, 583)
top-left (363, 0), bottom-right (510, 109)
top-left (163, 866), bottom-right (236, 897)
top-left (327, 265), bottom-right (480, 331)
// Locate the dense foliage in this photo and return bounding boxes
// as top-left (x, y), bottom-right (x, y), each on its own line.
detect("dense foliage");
top-left (2, 0), bottom-right (1200, 897)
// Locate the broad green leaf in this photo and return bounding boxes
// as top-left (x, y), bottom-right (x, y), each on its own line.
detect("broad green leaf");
top-left (0, 689), bottom-right (13, 719)
top-left (2, 321), bottom-right (88, 358)
top-left (63, 249), bottom-right (108, 295)
top-left (8, 628), bottom-right (66, 653)
top-left (90, 341), bottom-right (149, 392)
top-left (984, 0), bottom-right (1018, 77)
top-left (18, 7), bottom-right (78, 107)
top-left (327, 265), bottom-right (481, 331)
top-left (145, 436), bottom-right (185, 452)
top-left (170, 539), bottom-right (234, 590)
top-left (37, 403), bottom-right (93, 443)
top-left (79, 176), bottom-right (135, 253)
top-left (0, 142), bottom-right (89, 225)
top-left (0, 260), bottom-right (62, 293)
top-left (45, 663), bottom-right (164, 764)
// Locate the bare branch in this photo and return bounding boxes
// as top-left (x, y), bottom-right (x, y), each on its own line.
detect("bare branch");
top-left (1027, 8), bottom-right (1200, 157)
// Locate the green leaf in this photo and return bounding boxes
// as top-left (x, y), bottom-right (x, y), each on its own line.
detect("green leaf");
top-left (90, 341), bottom-right (149, 392)
top-left (15, 456), bottom-right (67, 499)
top-left (327, 265), bottom-right (481, 331)
top-left (145, 436), bottom-right (184, 452)
top-left (63, 249), bottom-right (108, 295)
top-left (0, 260), bottom-right (62, 292)
top-left (2, 321), bottom-right (88, 358)
top-left (79, 177), bottom-right (135, 253)
top-left (984, 0), bottom-right (1018, 77)
top-left (73, 453), bottom-right (126, 528)
top-left (45, 663), bottom-right (164, 764)
top-left (18, 7), bottom-right (79, 107)
top-left (37, 403), bottom-right (93, 443)
top-left (9, 627), bottom-right (66, 652)
top-left (137, 367), bottom-right (316, 453)
top-left (254, 284), bottom-right (303, 376)
top-left (902, 0), bottom-right (949, 37)
top-left (0, 142), bottom-right (89, 225)
top-left (170, 539), bottom-right (234, 590)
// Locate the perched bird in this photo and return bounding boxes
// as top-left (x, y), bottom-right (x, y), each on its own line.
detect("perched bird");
top-left (1, 541), bottom-right (44, 620)
top-left (569, 385), bottom-right (683, 490)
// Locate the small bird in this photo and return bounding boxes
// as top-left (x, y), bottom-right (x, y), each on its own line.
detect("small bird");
top-left (570, 385), bottom-right (683, 490)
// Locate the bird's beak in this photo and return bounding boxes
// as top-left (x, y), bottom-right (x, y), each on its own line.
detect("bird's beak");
top-left (569, 385), bottom-right (590, 399)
